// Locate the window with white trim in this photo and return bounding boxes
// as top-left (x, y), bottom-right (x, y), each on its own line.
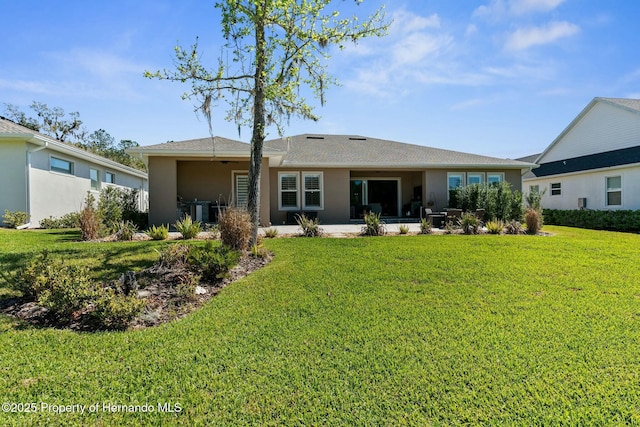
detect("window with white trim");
top-left (606, 176), bottom-right (622, 206)
top-left (550, 182), bottom-right (562, 196)
top-left (302, 172), bottom-right (323, 209)
top-left (467, 173), bottom-right (484, 186)
top-left (487, 173), bottom-right (504, 186)
top-left (105, 172), bottom-right (115, 184)
top-left (50, 156), bottom-right (74, 175)
top-left (529, 185), bottom-right (540, 194)
top-left (447, 173), bottom-right (465, 191)
top-left (90, 168), bottom-right (100, 191)
top-left (279, 172), bottom-right (299, 210)
top-left (234, 173), bottom-right (249, 208)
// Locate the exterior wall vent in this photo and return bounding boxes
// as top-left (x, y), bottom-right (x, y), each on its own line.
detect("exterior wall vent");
top-left (306, 136), bottom-right (324, 140)
top-left (348, 137), bottom-right (367, 141)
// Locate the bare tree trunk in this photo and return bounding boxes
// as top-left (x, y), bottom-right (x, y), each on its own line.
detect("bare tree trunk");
top-left (247, 11), bottom-right (266, 248)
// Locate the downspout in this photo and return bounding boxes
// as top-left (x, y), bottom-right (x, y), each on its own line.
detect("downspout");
top-left (25, 141), bottom-right (49, 227)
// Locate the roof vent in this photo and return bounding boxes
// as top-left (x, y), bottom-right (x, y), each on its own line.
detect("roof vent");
top-left (348, 137), bottom-right (367, 141)
top-left (306, 136), bottom-right (325, 140)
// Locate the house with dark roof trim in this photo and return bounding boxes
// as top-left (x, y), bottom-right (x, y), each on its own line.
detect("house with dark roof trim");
top-left (524, 97), bottom-right (640, 211)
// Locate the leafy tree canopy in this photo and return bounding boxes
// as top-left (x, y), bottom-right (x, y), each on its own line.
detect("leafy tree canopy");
top-left (2, 102), bottom-right (146, 171)
top-left (146, 0), bottom-right (389, 246)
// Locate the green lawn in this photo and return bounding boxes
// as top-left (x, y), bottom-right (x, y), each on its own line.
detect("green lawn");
top-left (1, 227), bottom-right (640, 425)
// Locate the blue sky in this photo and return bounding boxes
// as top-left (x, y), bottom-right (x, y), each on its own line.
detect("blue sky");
top-left (2, 0), bottom-right (639, 159)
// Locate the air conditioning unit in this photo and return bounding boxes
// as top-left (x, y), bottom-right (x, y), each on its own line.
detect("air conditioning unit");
top-left (578, 198), bottom-right (587, 209)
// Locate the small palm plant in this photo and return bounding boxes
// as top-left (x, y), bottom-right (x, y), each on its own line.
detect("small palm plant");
top-left (174, 215), bottom-right (201, 239)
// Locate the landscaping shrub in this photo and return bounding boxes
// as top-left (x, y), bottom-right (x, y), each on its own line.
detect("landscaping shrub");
top-left (13, 251), bottom-right (93, 319)
top-left (91, 289), bottom-right (145, 330)
top-left (398, 224), bottom-right (410, 235)
top-left (250, 243), bottom-right (270, 259)
top-left (157, 244), bottom-right (191, 270)
top-left (79, 193), bottom-right (102, 241)
top-left (524, 208), bottom-right (543, 235)
top-left (450, 182), bottom-right (524, 221)
top-left (218, 207), bottom-right (252, 250)
top-left (145, 224), bottom-right (169, 240)
top-left (113, 220), bottom-right (138, 241)
top-left (263, 228), bottom-right (279, 238)
top-left (297, 213), bottom-right (324, 237)
top-left (2, 210), bottom-right (30, 228)
top-left (175, 215), bottom-right (201, 239)
top-left (40, 212), bottom-right (81, 229)
top-left (459, 212), bottom-right (480, 235)
top-left (188, 241), bottom-right (240, 282)
top-left (11, 250), bottom-right (145, 328)
top-left (543, 209), bottom-right (640, 232)
top-left (485, 219), bottom-right (505, 235)
top-left (419, 218), bottom-right (432, 234)
top-left (361, 212), bottom-right (386, 236)
top-left (98, 186), bottom-right (123, 233)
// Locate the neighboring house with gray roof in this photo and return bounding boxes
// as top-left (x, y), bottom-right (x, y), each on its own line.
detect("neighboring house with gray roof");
top-left (523, 97), bottom-right (640, 210)
top-left (131, 134), bottom-right (534, 226)
top-left (0, 117), bottom-right (148, 228)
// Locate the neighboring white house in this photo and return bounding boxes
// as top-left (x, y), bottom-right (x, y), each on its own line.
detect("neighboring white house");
top-left (524, 97), bottom-right (640, 211)
top-left (0, 117), bottom-right (148, 227)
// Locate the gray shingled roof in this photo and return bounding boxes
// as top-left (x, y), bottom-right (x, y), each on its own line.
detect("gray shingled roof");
top-left (140, 137), bottom-right (251, 153)
top-left (599, 97), bottom-right (640, 112)
top-left (264, 134), bottom-right (533, 168)
top-left (0, 116), bottom-right (37, 133)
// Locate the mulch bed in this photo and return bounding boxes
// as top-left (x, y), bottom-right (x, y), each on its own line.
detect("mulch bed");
top-left (0, 254), bottom-right (269, 332)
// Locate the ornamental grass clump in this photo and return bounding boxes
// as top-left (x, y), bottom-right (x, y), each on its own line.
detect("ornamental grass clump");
top-left (524, 208), bottom-right (543, 235)
top-left (175, 215), bottom-right (201, 240)
top-left (296, 214), bottom-right (323, 237)
top-left (218, 207), bottom-right (252, 250)
top-left (459, 212), bottom-right (480, 235)
top-left (145, 224), bottom-right (169, 240)
top-left (419, 218), bottom-right (432, 234)
top-left (361, 212), bottom-right (386, 236)
top-left (398, 224), bottom-right (410, 235)
top-left (485, 219), bottom-right (505, 235)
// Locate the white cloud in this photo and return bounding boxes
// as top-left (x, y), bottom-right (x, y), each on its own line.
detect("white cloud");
top-left (393, 33), bottom-right (453, 66)
top-left (390, 10), bottom-right (441, 34)
top-left (504, 21), bottom-right (580, 51)
top-left (473, 0), bottom-right (566, 20)
top-left (510, 0), bottom-right (566, 15)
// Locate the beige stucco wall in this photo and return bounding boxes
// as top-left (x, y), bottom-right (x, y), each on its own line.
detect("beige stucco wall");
top-left (148, 157), bottom-right (178, 226)
top-left (150, 157), bottom-right (270, 226)
top-left (269, 168), bottom-right (351, 224)
top-left (0, 140), bottom-right (28, 225)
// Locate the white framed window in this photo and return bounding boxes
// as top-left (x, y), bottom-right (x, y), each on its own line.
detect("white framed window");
top-left (550, 182), bottom-right (562, 196)
top-left (90, 168), bottom-right (100, 191)
top-left (50, 156), bottom-right (74, 175)
top-left (105, 172), bottom-right (115, 184)
top-left (606, 176), bottom-right (622, 206)
top-left (467, 173), bottom-right (484, 186)
top-left (447, 173), bottom-right (465, 191)
top-left (233, 171), bottom-right (249, 208)
top-left (302, 172), bottom-right (324, 210)
top-left (279, 172), bottom-right (299, 210)
top-left (487, 173), bottom-right (504, 186)
top-left (529, 185), bottom-right (540, 194)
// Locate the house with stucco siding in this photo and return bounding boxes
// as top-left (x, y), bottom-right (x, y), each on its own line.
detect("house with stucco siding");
top-left (131, 134), bottom-right (535, 226)
top-left (0, 117), bottom-right (148, 227)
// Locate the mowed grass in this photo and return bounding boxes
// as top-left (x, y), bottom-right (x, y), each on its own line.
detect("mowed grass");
top-left (1, 227), bottom-right (640, 425)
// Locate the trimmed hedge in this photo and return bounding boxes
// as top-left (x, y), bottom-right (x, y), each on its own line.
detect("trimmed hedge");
top-left (543, 209), bottom-right (640, 232)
